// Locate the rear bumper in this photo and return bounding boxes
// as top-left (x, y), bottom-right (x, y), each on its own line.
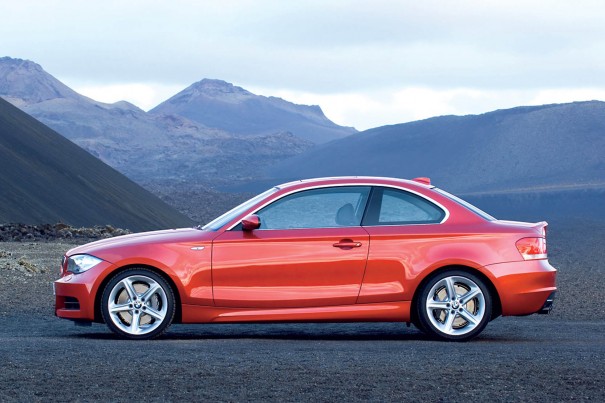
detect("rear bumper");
top-left (538, 291), bottom-right (556, 314)
top-left (485, 259), bottom-right (557, 316)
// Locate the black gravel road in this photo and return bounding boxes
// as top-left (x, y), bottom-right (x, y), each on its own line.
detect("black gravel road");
top-left (1, 315), bottom-right (603, 401)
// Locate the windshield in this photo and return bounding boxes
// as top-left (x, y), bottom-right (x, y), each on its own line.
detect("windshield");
top-left (201, 187), bottom-right (280, 231)
top-left (434, 188), bottom-right (496, 221)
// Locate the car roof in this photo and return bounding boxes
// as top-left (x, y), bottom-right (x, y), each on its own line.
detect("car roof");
top-left (275, 176), bottom-right (434, 191)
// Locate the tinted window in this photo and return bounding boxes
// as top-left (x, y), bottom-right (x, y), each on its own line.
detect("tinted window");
top-left (434, 188), bottom-right (496, 221)
top-left (256, 186), bottom-right (370, 229)
top-left (362, 187), bottom-right (445, 225)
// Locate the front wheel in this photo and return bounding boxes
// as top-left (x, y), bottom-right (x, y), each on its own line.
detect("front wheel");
top-left (416, 270), bottom-right (492, 341)
top-left (101, 268), bottom-right (175, 340)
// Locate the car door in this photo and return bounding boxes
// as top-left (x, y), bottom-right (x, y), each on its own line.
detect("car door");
top-left (212, 186), bottom-right (371, 308)
top-left (358, 186), bottom-right (448, 303)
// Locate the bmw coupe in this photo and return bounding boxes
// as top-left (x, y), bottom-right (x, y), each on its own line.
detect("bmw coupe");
top-left (54, 177), bottom-right (557, 341)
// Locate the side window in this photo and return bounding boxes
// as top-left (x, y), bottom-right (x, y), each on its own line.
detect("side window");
top-left (256, 186), bottom-right (371, 230)
top-left (363, 187), bottom-right (445, 225)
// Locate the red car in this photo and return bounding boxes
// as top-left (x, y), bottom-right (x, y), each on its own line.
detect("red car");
top-left (54, 177), bottom-right (556, 341)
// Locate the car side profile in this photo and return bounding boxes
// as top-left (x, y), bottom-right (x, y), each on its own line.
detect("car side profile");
top-left (54, 177), bottom-right (557, 341)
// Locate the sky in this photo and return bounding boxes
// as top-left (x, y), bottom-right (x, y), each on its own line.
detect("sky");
top-left (2, 0), bottom-right (605, 130)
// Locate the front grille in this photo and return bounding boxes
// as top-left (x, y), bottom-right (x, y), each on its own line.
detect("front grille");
top-left (64, 297), bottom-right (80, 310)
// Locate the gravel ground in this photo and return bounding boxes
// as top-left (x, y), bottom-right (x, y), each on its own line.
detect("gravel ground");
top-left (0, 317), bottom-right (603, 401)
top-left (1, 220), bottom-right (604, 401)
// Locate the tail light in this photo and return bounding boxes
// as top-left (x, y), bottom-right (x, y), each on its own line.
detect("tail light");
top-left (516, 237), bottom-right (547, 260)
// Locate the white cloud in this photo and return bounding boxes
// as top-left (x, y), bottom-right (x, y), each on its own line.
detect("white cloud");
top-left (72, 83), bottom-right (184, 110)
top-left (4, 0), bottom-right (605, 92)
top-left (530, 89), bottom-right (605, 105)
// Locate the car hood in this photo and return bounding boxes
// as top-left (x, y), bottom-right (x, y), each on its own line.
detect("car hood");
top-left (66, 227), bottom-right (216, 257)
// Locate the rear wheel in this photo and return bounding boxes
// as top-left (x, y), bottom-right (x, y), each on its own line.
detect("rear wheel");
top-left (101, 268), bottom-right (175, 340)
top-left (416, 270), bottom-right (492, 341)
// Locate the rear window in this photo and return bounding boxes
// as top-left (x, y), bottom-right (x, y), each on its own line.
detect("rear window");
top-left (362, 187), bottom-right (445, 225)
top-left (434, 188), bottom-right (496, 221)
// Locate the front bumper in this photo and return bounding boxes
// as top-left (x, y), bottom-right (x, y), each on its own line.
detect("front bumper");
top-left (54, 260), bottom-right (114, 321)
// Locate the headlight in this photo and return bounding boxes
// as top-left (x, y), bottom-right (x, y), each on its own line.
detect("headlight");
top-left (67, 254), bottom-right (103, 274)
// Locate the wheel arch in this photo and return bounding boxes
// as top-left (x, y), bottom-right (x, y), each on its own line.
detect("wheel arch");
top-left (409, 264), bottom-right (502, 325)
top-left (94, 264), bottom-right (183, 324)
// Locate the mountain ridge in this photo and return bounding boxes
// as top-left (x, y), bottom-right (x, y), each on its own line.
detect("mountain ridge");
top-left (267, 100), bottom-right (605, 193)
top-left (0, 57), bottom-right (85, 106)
top-left (3, 56), bottom-right (604, 204)
top-left (150, 78), bottom-right (356, 144)
top-left (1, 56), bottom-right (356, 183)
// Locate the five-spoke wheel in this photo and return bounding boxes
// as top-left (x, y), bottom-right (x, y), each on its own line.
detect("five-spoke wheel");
top-left (101, 269), bottom-right (175, 340)
top-left (416, 270), bottom-right (492, 341)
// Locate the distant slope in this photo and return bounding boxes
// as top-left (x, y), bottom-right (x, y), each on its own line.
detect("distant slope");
top-left (269, 102), bottom-right (605, 193)
top-left (150, 79), bottom-right (356, 144)
top-left (0, 97), bottom-right (193, 230)
top-left (462, 186), bottom-right (605, 223)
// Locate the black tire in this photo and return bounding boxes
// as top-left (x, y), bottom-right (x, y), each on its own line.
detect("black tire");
top-left (101, 268), bottom-right (175, 340)
top-left (415, 270), bottom-right (492, 341)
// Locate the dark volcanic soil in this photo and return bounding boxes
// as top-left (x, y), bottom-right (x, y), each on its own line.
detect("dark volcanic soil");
top-left (0, 316), bottom-right (603, 401)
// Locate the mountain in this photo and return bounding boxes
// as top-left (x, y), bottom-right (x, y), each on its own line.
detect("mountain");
top-left (0, 56), bottom-right (87, 107)
top-left (268, 101), bottom-right (605, 193)
top-left (0, 96), bottom-right (193, 230)
top-left (149, 79), bottom-right (356, 144)
top-left (0, 57), bottom-right (355, 184)
top-left (0, 57), bottom-right (206, 180)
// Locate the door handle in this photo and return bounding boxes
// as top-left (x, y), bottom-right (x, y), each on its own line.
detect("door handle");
top-left (333, 240), bottom-right (362, 248)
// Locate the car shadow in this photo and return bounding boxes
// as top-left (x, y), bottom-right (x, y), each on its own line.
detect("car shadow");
top-left (69, 323), bottom-right (433, 341)
top-left (162, 331), bottom-right (426, 342)
top-left (66, 323), bottom-right (544, 343)
top-left (69, 324), bottom-right (544, 343)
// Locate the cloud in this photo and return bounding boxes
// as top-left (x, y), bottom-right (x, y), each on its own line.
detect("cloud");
top-left (530, 88), bottom-right (605, 105)
top-left (4, 0), bottom-right (605, 91)
top-left (72, 83), bottom-right (184, 110)
top-left (3, 0), bottom-right (605, 128)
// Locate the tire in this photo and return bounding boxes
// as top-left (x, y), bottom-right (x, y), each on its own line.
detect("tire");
top-left (101, 268), bottom-right (175, 340)
top-left (415, 270), bottom-right (492, 341)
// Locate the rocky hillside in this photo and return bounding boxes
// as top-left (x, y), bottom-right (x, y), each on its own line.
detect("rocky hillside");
top-left (150, 79), bottom-right (356, 144)
top-left (0, 97), bottom-right (192, 230)
top-left (0, 223), bottom-right (131, 242)
top-left (268, 101), bottom-right (605, 193)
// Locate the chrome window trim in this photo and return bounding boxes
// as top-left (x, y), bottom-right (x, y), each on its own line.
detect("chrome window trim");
top-left (225, 183), bottom-right (450, 231)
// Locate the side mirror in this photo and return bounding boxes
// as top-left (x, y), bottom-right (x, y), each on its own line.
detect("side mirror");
top-left (241, 214), bottom-right (261, 231)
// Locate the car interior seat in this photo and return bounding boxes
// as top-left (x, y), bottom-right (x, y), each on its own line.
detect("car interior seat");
top-left (335, 203), bottom-right (356, 226)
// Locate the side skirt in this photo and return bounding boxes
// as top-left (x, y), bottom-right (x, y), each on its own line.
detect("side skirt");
top-left (181, 301), bottom-right (410, 324)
